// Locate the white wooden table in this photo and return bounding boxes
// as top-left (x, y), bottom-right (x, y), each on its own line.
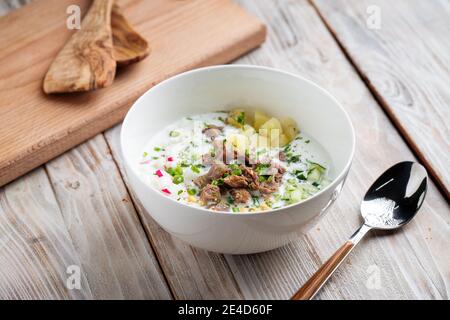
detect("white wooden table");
top-left (0, 0), bottom-right (449, 300)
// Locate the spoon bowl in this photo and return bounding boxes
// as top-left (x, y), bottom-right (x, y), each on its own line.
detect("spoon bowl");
top-left (362, 161), bottom-right (427, 230)
top-left (292, 161), bottom-right (428, 300)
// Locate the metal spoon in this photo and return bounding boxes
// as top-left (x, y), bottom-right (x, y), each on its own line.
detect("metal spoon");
top-left (291, 161), bottom-right (428, 300)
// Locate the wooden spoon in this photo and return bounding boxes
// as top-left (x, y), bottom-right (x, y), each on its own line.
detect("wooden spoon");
top-left (43, 0), bottom-right (115, 93)
top-left (111, 4), bottom-right (150, 66)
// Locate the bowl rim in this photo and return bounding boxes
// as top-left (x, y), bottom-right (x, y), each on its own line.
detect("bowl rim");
top-left (121, 64), bottom-right (356, 216)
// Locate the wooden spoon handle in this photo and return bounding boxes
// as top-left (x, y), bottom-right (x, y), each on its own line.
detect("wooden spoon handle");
top-left (291, 241), bottom-right (354, 300)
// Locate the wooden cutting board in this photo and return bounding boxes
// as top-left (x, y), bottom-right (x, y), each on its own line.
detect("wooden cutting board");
top-left (0, 0), bottom-right (266, 187)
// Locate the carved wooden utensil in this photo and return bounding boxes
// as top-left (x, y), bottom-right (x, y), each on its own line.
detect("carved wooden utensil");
top-left (43, 0), bottom-right (115, 93)
top-left (112, 4), bottom-right (150, 66)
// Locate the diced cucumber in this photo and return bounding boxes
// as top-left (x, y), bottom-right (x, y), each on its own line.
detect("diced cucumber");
top-left (307, 168), bottom-right (322, 182)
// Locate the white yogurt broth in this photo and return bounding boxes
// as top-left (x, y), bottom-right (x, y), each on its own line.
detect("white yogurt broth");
top-left (138, 111), bottom-right (332, 213)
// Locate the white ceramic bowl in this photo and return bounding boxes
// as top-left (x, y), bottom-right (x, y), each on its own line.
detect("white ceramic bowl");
top-left (121, 65), bottom-right (355, 254)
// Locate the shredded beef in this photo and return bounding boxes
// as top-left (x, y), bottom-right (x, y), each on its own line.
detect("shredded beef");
top-left (200, 184), bottom-right (221, 203)
top-left (230, 188), bottom-right (251, 204)
top-left (259, 180), bottom-right (279, 194)
top-left (224, 175), bottom-right (248, 188)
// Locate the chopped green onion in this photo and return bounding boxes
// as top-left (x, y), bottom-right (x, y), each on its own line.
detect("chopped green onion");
top-left (143, 151), bottom-right (148, 157)
top-left (232, 207), bottom-right (240, 213)
top-left (211, 178), bottom-right (224, 186)
top-left (172, 175), bottom-right (184, 184)
top-left (169, 130), bottom-right (180, 137)
top-left (236, 112), bottom-right (245, 125)
top-left (187, 188), bottom-right (197, 196)
top-left (191, 164), bottom-right (201, 174)
top-left (177, 190), bottom-right (184, 195)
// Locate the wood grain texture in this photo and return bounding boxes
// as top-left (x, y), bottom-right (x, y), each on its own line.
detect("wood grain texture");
top-left (43, 0), bottom-right (116, 93)
top-left (112, 3), bottom-right (150, 66)
top-left (102, 0), bottom-right (450, 300)
top-left (229, 0), bottom-right (449, 299)
top-left (45, 134), bottom-right (172, 299)
top-left (312, 0), bottom-right (450, 199)
top-left (1, 0), bottom-right (449, 300)
top-left (104, 127), bottom-right (244, 299)
top-left (292, 241), bottom-right (354, 300)
top-left (0, 169), bottom-right (91, 299)
top-left (0, 0), bottom-right (266, 187)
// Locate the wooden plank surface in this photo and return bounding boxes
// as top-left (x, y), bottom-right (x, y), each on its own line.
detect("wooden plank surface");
top-left (105, 0), bottom-right (449, 299)
top-left (0, 0), bottom-right (266, 187)
top-left (0, 169), bottom-right (91, 299)
top-left (45, 134), bottom-right (172, 299)
top-left (0, 0), bottom-right (172, 300)
top-left (1, 0), bottom-right (449, 300)
top-left (312, 0), bottom-right (450, 199)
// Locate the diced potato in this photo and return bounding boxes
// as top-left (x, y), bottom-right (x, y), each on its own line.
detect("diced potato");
top-left (280, 134), bottom-right (289, 146)
top-left (270, 134), bottom-right (289, 148)
top-left (242, 124), bottom-right (255, 137)
top-left (248, 133), bottom-right (259, 150)
top-left (280, 117), bottom-right (297, 131)
top-left (272, 133), bottom-right (289, 147)
top-left (227, 133), bottom-right (248, 153)
top-left (227, 109), bottom-right (246, 128)
top-left (257, 134), bottom-right (269, 149)
top-left (269, 129), bottom-right (281, 148)
top-left (259, 118), bottom-right (283, 138)
top-left (280, 117), bottom-right (299, 141)
top-left (284, 126), bottom-right (298, 141)
top-left (254, 111), bottom-right (270, 130)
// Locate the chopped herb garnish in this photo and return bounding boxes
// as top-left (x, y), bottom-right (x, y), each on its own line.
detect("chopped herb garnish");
top-left (180, 163), bottom-right (189, 168)
top-left (172, 175), bottom-right (184, 184)
top-left (236, 112), bottom-right (245, 125)
top-left (211, 178), bottom-right (224, 186)
top-left (287, 154), bottom-right (300, 163)
top-left (143, 151), bottom-right (148, 157)
top-left (251, 195), bottom-right (260, 206)
top-left (187, 188), bottom-right (197, 196)
top-left (229, 163), bottom-right (242, 176)
top-left (166, 165), bottom-right (183, 177)
top-left (154, 147), bottom-right (164, 152)
top-left (226, 196), bottom-right (234, 204)
top-left (294, 170), bottom-right (307, 181)
top-left (257, 148), bottom-right (267, 156)
top-left (232, 207), bottom-right (240, 213)
top-left (186, 117), bottom-right (193, 120)
top-left (305, 139), bottom-right (310, 144)
top-left (218, 116), bottom-right (226, 123)
top-left (312, 182), bottom-right (320, 187)
top-left (169, 130), bottom-right (180, 137)
top-left (190, 164), bottom-right (201, 174)
top-left (255, 163), bottom-right (270, 175)
top-left (152, 156), bottom-right (159, 160)
top-left (177, 190), bottom-right (184, 195)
